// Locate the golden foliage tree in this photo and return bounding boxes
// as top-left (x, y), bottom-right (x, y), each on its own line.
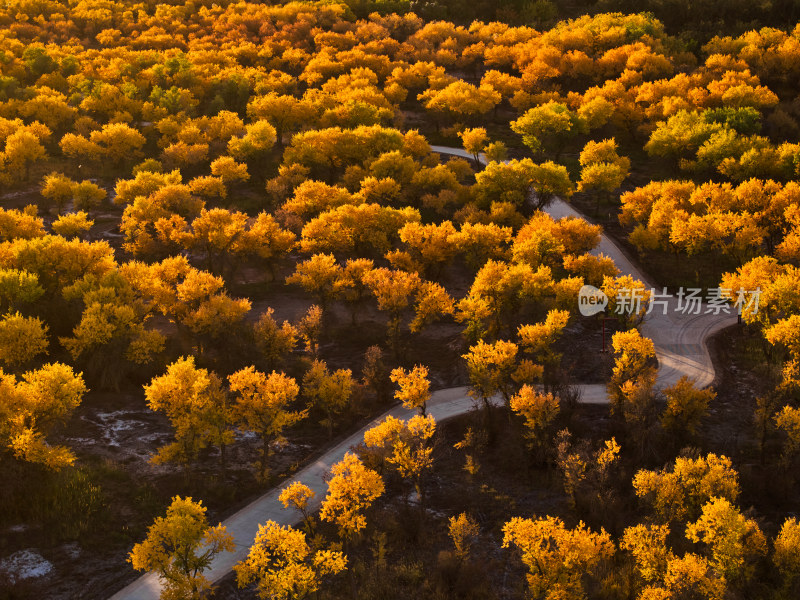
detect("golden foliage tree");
top-left (0, 363), bottom-right (86, 470)
top-left (279, 482), bottom-right (316, 534)
top-left (234, 520), bottom-right (346, 600)
top-left (0, 311), bottom-right (48, 368)
top-left (319, 452), bottom-right (384, 542)
top-left (302, 359), bottom-right (354, 437)
top-left (363, 414), bottom-right (436, 502)
top-left (502, 516), bottom-right (614, 600)
top-left (228, 367), bottom-right (306, 479)
top-left (633, 453), bottom-right (740, 523)
top-left (144, 356), bottom-right (232, 468)
top-left (129, 496), bottom-right (235, 600)
top-left (685, 496), bottom-right (766, 582)
top-left (389, 365), bottom-right (430, 415)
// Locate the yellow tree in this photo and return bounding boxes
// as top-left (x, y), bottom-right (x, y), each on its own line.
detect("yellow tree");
top-left (0, 207), bottom-right (45, 242)
top-left (457, 260), bottom-right (558, 338)
top-left (608, 329), bottom-right (657, 418)
top-left (121, 257), bottom-right (251, 344)
top-left (41, 172), bottom-right (75, 214)
top-left (252, 309), bottom-right (298, 370)
top-left (144, 356), bottom-right (232, 469)
top-left (185, 208), bottom-right (248, 276)
top-left (363, 414), bottom-right (436, 503)
top-left (463, 339), bottom-right (538, 411)
top-left (282, 180), bottom-right (358, 220)
top-left (228, 367), bottom-right (307, 479)
top-left (474, 159), bottom-right (574, 211)
top-left (620, 523), bottom-right (672, 585)
top-left (418, 81), bottom-right (500, 127)
top-left (234, 520), bottom-right (346, 600)
top-left (644, 110), bottom-right (722, 163)
top-left (299, 204), bottom-right (420, 257)
top-left (362, 267), bottom-right (419, 350)
top-left (210, 156), bottom-right (249, 185)
top-left (633, 453), bottom-right (740, 523)
top-left (577, 138), bottom-right (630, 213)
top-left (0, 312), bottom-right (48, 369)
top-left (774, 405), bottom-right (800, 467)
top-left (319, 452), bottom-right (384, 542)
top-left (0, 363), bottom-right (87, 470)
top-left (52, 212), bottom-right (93, 239)
top-left (660, 376), bottom-right (714, 441)
top-left (114, 170), bottom-right (182, 207)
top-left (60, 271), bottom-right (165, 390)
top-left (685, 497), bottom-right (767, 582)
top-left (119, 184), bottom-right (203, 259)
top-left (511, 101), bottom-right (587, 158)
top-left (396, 221), bottom-right (458, 278)
top-left (449, 222), bottom-right (513, 270)
top-left (485, 141), bottom-right (508, 162)
top-left (0, 237), bottom-right (116, 314)
top-left (510, 385), bottom-right (560, 460)
top-left (3, 128), bottom-right (48, 184)
top-left (279, 482), bottom-right (316, 534)
top-left (639, 553), bottom-right (726, 600)
top-left (555, 433), bottom-right (621, 511)
top-left (389, 365), bottom-right (430, 415)
top-left (129, 496), bottom-right (235, 600)
top-left (302, 359), bottom-right (354, 437)
top-left (333, 258), bottom-right (375, 325)
top-left (297, 305), bottom-right (323, 359)
top-left (774, 517), bottom-right (800, 592)
top-left (512, 213), bottom-right (600, 268)
top-left (409, 280), bottom-right (455, 335)
top-left (458, 127), bottom-right (488, 164)
top-left (502, 516), bottom-right (614, 600)
top-left (241, 213), bottom-right (297, 279)
top-left (602, 275), bottom-right (651, 327)
top-left (228, 120), bottom-right (277, 164)
top-left (0, 269), bottom-right (43, 312)
top-left (189, 176), bottom-right (227, 202)
top-left (61, 122), bottom-right (145, 169)
top-left (247, 93), bottom-right (317, 147)
top-left (449, 513), bottom-right (480, 562)
top-left (286, 254), bottom-right (341, 311)
top-left (517, 309), bottom-right (570, 385)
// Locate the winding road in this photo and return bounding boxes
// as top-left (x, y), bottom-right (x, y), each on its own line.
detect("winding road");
top-left (108, 147), bottom-right (737, 599)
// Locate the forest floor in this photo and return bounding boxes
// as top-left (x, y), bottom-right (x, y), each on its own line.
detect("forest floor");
top-left (0, 272), bottom-right (618, 599)
top-left (0, 143), bottom-right (777, 599)
top-left (207, 323), bottom-right (794, 600)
